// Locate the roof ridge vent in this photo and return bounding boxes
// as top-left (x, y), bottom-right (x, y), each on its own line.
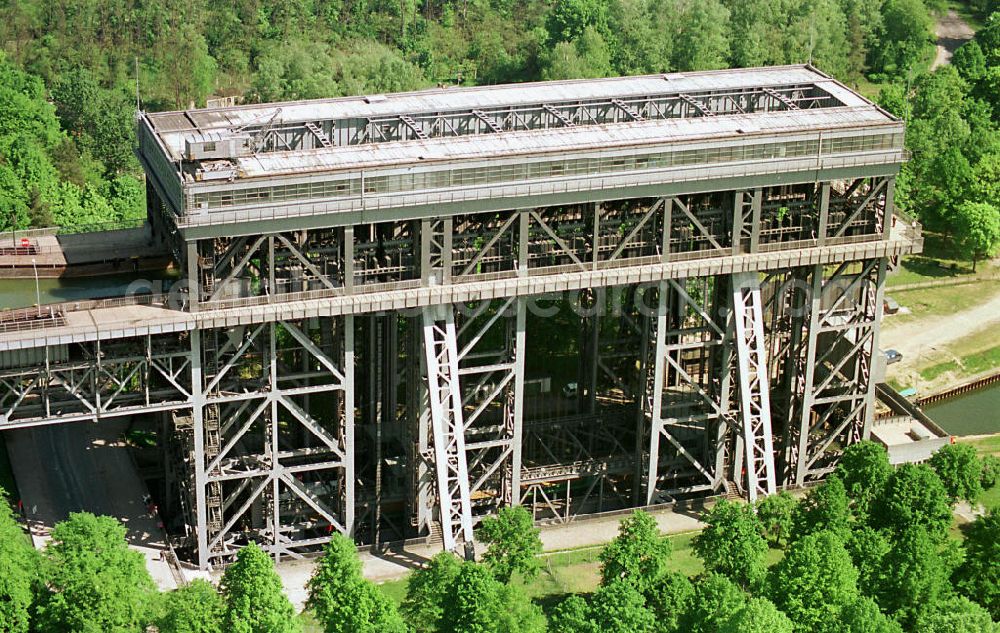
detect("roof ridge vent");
top-left (364, 95), bottom-right (387, 104)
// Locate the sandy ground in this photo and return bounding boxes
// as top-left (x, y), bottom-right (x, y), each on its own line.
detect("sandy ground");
top-left (880, 287), bottom-right (1000, 369)
top-left (931, 10), bottom-right (975, 71)
top-left (4, 420), bottom-right (180, 590)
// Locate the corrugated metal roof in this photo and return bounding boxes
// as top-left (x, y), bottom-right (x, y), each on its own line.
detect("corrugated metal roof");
top-left (148, 65), bottom-right (869, 135)
top-left (232, 107), bottom-right (898, 179)
top-left (142, 65), bottom-right (897, 180)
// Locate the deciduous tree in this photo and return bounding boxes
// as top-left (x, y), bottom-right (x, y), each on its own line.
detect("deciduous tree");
top-left (158, 579), bottom-right (225, 633)
top-left (875, 526), bottom-right (955, 628)
top-left (0, 487), bottom-right (38, 633)
top-left (756, 491), bottom-right (797, 546)
top-left (646, 570), bottom-right (695, 633)
top-left (768, 530), bottom-right (859, 632)
top-left (220, 542), bottom-right (301, 633)
top-left (915, 596), bottom-right (999, 633)
top-left (599, 510), bottom-right (672, 595)
top-left (549, 595), bottom-right (596, 633)
top-left (476, 506), bottom-right (542, 583)
top-left (439, 562), bottom-right (545, 633)
top-left (681, 573), bottom-right (747, 633)
top-left (930, 443), bottom-right (984, 504)
top-left (36, 512), bottom-right (157, 633)
top-left (952, 201), bottom-right (1000, 272)
top-left (588, 581), bottom-right (655, 633)
top-left (719, 597), bottom-right (793, 633)
top-left (693, 500), bottom-right (767, 590)
top-left (402, 552), bottom-right (462, 632)
top-left (828, 597), bottom-right (903, 633)
top-left (955, 508), bottom-right (1000, 619)
top-left (792, 476), bottom-right (851, 541)
top-left (835, 440), bottom-right (893, 520)
top-left (307, 534), bottom-right (406, 633)
top-left (871, 463), bottom-right (953, 539)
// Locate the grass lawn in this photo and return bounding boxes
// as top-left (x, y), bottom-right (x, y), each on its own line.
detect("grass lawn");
top-left (888, 279), bottom-right (1000, 326)
top-left (960, 434), bottom-right (1000, 456)
top-left (887, 232), bottom-right (998, 289)
top-left (370, 529), bottom-right (786, 610)
top-left (919, 359), bottom-right (961, 382)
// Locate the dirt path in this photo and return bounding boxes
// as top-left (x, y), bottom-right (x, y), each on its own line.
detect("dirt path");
top-left (931, 9), bottom-right (975, 71)
top-left (880, 287), bottom-right (1000, 365)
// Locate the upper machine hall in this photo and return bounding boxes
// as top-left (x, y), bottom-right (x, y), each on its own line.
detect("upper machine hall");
top-left (138, 65), bottom-right (905, 233)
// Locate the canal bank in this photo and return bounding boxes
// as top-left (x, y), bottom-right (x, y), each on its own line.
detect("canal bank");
top-left (0, 225), bottom-right (172, 279)
top-left (923, 374), bottom-right (1000, 437)
top-left (0, 271), bottom-right (179, 311)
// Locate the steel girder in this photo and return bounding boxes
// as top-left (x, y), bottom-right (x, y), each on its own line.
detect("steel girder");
top-left (421, 306), bottom-right (475, 558)
top-left (0, 336), bottom-right (191, 427)
top-left (784, 259), bottom-right (886, 485)
top-left (730, 273), bottom-right (777, 501)
top-left (419, 296), bottom-right (527, 557)
top-left (640, 277), bottom-right (731, 503)
top-left (234, 84), bottom-right (835, 155)
top-left (186, 318), bottom-right (355, 568)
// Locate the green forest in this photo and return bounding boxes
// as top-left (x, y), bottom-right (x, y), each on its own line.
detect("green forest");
top-left (1, 440), bottom-right (997, 632)
top-left (0, 0), bottom-right (998, 264)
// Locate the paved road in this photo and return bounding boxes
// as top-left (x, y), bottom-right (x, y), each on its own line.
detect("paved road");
top-left (931, 10), bottom-right (975, 71)
top-left (4, 420), bottom-right (179, 590)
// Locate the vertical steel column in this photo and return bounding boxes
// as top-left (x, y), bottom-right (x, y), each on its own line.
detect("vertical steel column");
top-left (186, 242), bottom-right (200, 313)
top-left (269, 323), bottom-right (281, 558)
top-left (817, 183), bottom-right (831, 245)
top-left (344, 315), bottom-right (356, 536)
top-left (794, 265), bottom-right (824, 486)
top-left (731, 272), bottom-right (777, 501)
top-left (509, 299), bottom-right (527, 504)
top-left (748, 189), bottom-right (763, 253)
top-left (189, 329), bottom-right (209, 568)
top-left (861, 259), bottom-right (888, 440)
top-left (643, 283), bottom-right (668, 504)
top-left (422, 305), bottom-right (475, 558)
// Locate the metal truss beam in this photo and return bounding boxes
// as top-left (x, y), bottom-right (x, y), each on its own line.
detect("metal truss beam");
top-left (421, 306), bottom-right (475, 559)
top-left (730, 273), bottom-right (777, 501)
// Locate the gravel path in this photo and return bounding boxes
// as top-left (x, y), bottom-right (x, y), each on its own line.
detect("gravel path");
top-left (931, 10), bottom-right (975, 71)
top-left (880, 287), bottom-right (1000, 364)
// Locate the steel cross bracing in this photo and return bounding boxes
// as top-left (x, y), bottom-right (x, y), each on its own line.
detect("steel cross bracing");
top-left (417, 296), bottom-right (526, 556)
top-left (0, 171), bottom-right (920, 569)
top-left (228, 83), bottom-right (838, 155)
top-left (639, 277), bottom-right (732, 503)
top-left (730, 273), bottom-right (777, 501)
top-left (786, 259), bottom-right (885, 484)
top-left (185, 319), bottom-right (356, 567)
top-left (421, 306), bottom-right (476, 558)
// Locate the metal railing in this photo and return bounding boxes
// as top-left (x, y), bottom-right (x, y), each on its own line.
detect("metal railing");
top-left (171, 150), bottom-right (907, 227)
top-left (0, 214), bottom-right (921, 337)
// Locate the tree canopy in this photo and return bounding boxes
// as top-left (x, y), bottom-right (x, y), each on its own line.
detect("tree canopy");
top-left (693, 499), bottom-right (768, 590)
top-left (36, 512), bottom-right (157, 633)
top-left (598, 510), bottom-right (672, 595)
top-left (307, 534), bottom-right (406, 633)
top-left (220, 542), bottom-right (301, 633)
top-left (476, 506), bottom-right (543, 583)
top-left (0, 487), bottom-right (38, 633)
top-left (157, 579), bottom-right (226, 633)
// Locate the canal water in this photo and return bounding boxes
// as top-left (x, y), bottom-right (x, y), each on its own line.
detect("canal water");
top-left (0, 272), bottom-right (178, 310)
top-left (924, 383), bottom-right (1000, 436)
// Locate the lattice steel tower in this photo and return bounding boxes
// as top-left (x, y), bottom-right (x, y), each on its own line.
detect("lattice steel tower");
top-left (0, 65), bottom-right (921, 568)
